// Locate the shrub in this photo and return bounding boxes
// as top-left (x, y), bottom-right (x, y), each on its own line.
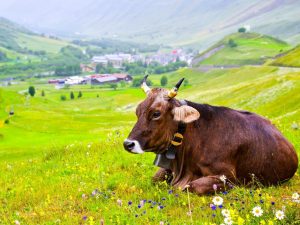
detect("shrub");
top-left (78, 91), bottom-right (82, 98)
top-left (160, 76), bottom-right (168, 86)
top-left (28, 86), bottom-right (36, 97)
top-left (60, 95), bottom-right (66, 101)
top-left (228, 39), bottom-right (237, 48)
top-left (41, 90), bottom-right (45, 97)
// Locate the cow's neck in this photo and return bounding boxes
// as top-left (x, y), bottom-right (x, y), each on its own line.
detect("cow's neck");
top-left (170, 124), bottom-right (198, 188)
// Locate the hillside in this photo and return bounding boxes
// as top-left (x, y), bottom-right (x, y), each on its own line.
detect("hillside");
top-left (270, 45), bottom-right (300, 67)
top-left (192, 32), bottom-right (290, 66)
top-left (0, 0), bottom-right (300, 47)
top-left (0, 17), bottom-right (71, 60)
top-left (0, 66), bottom-right (299, 223)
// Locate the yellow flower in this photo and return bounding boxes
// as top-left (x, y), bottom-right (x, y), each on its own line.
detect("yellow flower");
top-left (268, 220), bottom-right (274, 225)
top-left (237, 217), bottom-right (245, 225)
top-left (260, 220), bottom-right (266, 225)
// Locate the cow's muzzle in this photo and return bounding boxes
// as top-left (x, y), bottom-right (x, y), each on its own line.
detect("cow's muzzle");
top-left (123, 139), bottom-right (144, 154)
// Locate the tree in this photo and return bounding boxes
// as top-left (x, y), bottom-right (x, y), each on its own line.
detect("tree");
top-left (28, 86), bottom-right (35, 97)
top-left (70, 91), bottom-right (75, 99)
top-left (160, 76), bottom-right (168, 86)
top-left (41, 90), bottom-right (45, 97)
top-left (238, 27), bottom-right (246, 33)
top-left (78, 91), bottom-right (82, 98)
top-left (110, 83), bottom-right (118, 90)
top-left (228, 39), bottom-right (237, 48)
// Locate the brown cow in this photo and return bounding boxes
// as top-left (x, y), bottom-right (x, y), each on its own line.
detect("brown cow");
top-left (123, 76), bottom-right (298, 195)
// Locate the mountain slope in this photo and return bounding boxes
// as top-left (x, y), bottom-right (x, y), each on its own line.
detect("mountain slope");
top-left (270, 45), bottom-right (300, 67)
top-left (192, 32), bottom-right (290, 66)
top-left (0, 0), bottom-right (299, 47)
top-left (0, 17), bottom-right (71, 57)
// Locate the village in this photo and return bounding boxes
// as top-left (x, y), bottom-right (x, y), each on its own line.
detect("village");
top-left (47, 48), bottom-right (193, 87)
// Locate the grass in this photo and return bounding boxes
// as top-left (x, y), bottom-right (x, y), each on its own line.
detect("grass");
top-left (0, 66), bottom-right (299, 224)
top-left (194, 33), bottom-right (290, 66)
top-left (270, 45), bottom-right (300, 67)
top-left (17, 34), bottom-right (72, 54)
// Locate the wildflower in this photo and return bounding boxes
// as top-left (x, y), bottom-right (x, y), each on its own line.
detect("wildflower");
top-left (82, 216), bottom-right (87, 220)
top-left (220, 175), bottom-right (227, 184)
top-left (292, 192), bottom-right (299, 200)
top-left (87, 144), bottom-right (91, 148)
top-left (212, 213), bottom-right (216, 217)
top-left (168, 190), bottom-right (173, 194)
top-left (237, 216), bottom-right (245, 225)
top-left (14, 220), bottom-right (20, 225)
top-left (218, 205), bottom-right (223, 208)
top-left (275, 210), bottom-right (285, 220)
top-left (252, 206), bottom-right (263, 217)
top-left (162, 197), bottom-right (166, 201)
top-left (221, 209), bottom-right (230, 217)
top-left (271, 201), bottom-right (275, 205)
top-left (117, 199), bottom-right (122, 206)
top-left (210, 204), bottom-right (217, 210)
top-left (187, 211), bottom-right (192, 216)
top-left (212, 196), bottom-right (224, 206)
top-left (159, 222), bottom-right (164, 225)
top-left (213, 184), bottom-right (217, 191)
top-left (260, 200), bottom-right (264, 204)
top-left (224, 217), bottom-right (233, 225)
top-left (128, 201), bottom-right (132, 206)
top-left (140, 200), bottom-right (145, 207)
top-left (222, 191), bottom-right (228, 195)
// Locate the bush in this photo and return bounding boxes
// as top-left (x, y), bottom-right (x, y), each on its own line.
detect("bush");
top-left (28, 86), bottom-right (35, 97)
top-left (70, 91), bottom-right (75, 99)
top-left (60, 95), bottom-right (67, 101)
top-left (160, 76), bottom-right (168, 86)
top-left (132, 78), bottom-right (152, 87)
top-left (228, 39), bottom-right (237, 48)
top-left (110, 83), bottom-right (118, 90)
top-left (41, 90), bottom-right (45, 97)
top-left (78, 91), bottom-right (82, 98)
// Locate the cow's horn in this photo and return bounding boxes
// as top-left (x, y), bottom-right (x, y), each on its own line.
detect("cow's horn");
top-left (141, 75), bottom-right (151, 94)
top-left (168, 78), bottom-right (185, 98)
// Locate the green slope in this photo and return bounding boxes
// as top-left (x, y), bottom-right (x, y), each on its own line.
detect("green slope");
top-left (193, 33), bottom-right (290, 66)
top-left (0, 66), bottom-right (299, 224)
top-left (270, 45), bottom-right (300, 67)
top-left (0, 17), bottom-right (71, 60)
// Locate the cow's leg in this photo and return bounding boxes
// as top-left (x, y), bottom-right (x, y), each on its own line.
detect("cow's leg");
top-left (188, 175), bottom-right (232, 195)
top-left (152, 168), bottom-right (173, 184)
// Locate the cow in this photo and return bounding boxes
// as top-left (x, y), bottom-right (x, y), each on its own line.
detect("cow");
top-left (123, 76), bottom-right (298, 195)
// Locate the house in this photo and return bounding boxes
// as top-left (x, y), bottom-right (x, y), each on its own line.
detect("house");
top-left (90, 73), bottom-right (132, 85)
top-left (80, 64), bottom-right (95, 73)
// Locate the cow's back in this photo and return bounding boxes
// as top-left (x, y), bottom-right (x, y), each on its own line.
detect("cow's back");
top-left (186, 101), bottom-right (298, 185)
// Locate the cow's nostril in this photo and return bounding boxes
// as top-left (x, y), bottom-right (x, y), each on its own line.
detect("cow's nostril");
top-left (123, 140), bottom-right (135, 151)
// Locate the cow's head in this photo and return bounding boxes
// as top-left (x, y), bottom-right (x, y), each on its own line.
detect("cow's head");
top-left (123, 76), bottom-right (200, 154)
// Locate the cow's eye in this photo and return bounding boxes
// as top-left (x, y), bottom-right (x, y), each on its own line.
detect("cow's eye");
top-left (152, 111), bottom-right (161, 119)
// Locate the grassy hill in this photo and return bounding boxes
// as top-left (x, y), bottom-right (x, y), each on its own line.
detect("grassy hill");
top-left (193, 32), bottom-right (290, 66)
top-left (0, 17), bottom-right (72, 62)
top-left (0, 66), bottom-right (299, 224)
top-left (270, 45), bottom-right (300, 67)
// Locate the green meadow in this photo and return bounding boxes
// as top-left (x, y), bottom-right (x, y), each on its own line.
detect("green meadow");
top-left (0, 66), bottom-right (300, 224)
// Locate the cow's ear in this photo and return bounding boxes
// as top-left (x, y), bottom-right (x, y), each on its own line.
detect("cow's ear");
top-left (172, 105), bottom-right (200, 123)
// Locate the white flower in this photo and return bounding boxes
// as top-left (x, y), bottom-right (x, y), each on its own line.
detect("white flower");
top-left (275, 210), bottom-right (285, 220)
top-left (87, 144), bottom-right (91, 148)
top-left (292, 192), bottom-right (299, 200)
top-left (220, 175), bottom-right (227, 184)
top-left (117, 199), bottom-right (122, 206)
top-left (221, 209), bottom-right (230, 217)
top-left (252, 206), bottom-right (263, 217)
top-left (14, 220), bottom-right (20, 225)
top-left (212, 196), bottom-right (223, 206)
top-left (224, 217), bottom-right (233, 225)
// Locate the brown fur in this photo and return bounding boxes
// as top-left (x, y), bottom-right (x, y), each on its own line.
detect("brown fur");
top-left (125, 88), bottom-right (299, 195)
